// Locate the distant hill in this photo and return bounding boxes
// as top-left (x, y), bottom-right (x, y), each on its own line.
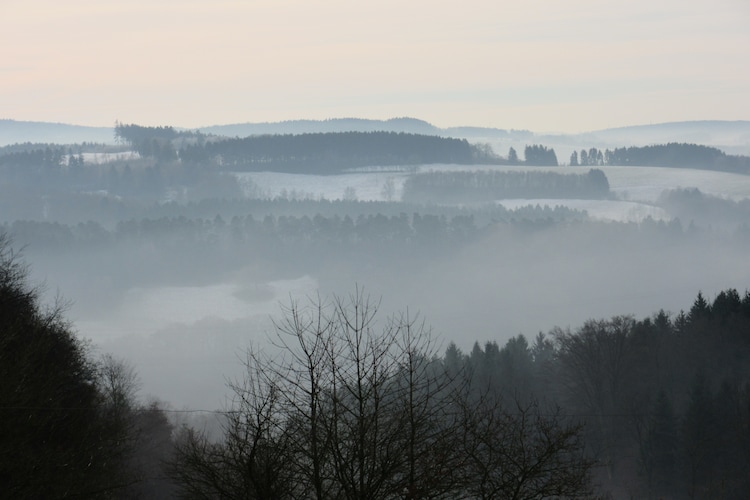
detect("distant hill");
top-left (574, 121), bottom-right (750, 154)
top-left (2, 117), bottom-right (749, 157)
top-left (195, 119), bottom-right (750, 158)
top-left (199, 118), bottom-right (534, 141)
top-left (199, 117), bottom-right (441, 137)
top-left (0, 119), bottom-right (115, 146)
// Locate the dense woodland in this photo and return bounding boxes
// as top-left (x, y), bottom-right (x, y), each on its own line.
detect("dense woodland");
top-left (0, 235), bottom-right (176, 498)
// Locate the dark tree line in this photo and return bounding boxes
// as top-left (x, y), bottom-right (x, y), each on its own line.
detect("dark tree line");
top-left (0, 145), bottom-right (87, 188)
top-left (178, 131), bottom-right (495, 173)
top-left (115, 123), bottom-right (180, 143)
top-left (570, 148), bottom-right (605, 167)
top-left (570, 143), bottom-right (750, 173)
top-left (402, 168), bottom-right (610, 203)
top-left (1, 203), bottom-right (586, 269)
top-left (453, 289), bottom-right (750, 498)
top-left (114, 122), bottom-right (207, 162)
top-left (0, 145), bottom-right (68, 169)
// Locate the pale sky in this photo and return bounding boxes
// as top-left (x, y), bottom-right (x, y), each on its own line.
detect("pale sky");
top-left (1, 0), bottom-right (748, 133)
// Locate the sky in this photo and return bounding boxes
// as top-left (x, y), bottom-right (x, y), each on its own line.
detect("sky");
top-left (1, 0), bottom-right (748, 133)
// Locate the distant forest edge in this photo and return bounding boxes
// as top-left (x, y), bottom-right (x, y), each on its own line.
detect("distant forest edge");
top-left (115, 124), bottom-right (495, 171)
top-left (569, 143), bottom-right (750, 174)
top-left (113, 123), bottom-right (750, 173)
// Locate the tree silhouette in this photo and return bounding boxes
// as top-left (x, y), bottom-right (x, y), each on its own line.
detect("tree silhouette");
top-left (0, 235), bottom-right (134, 497)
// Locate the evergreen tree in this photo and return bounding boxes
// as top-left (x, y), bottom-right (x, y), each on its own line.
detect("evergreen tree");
top-left (640, 390), bottom-right (677, 497)
top-left (681, 369), bottom-right (717, 498)
top-left (688, 291), bottom-right (712, 322)
top-left (508, 146), bottom-right (519, 165)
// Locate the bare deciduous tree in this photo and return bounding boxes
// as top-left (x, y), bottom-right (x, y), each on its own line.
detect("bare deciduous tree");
top-left (171, 287), bottom-right (598, 499)
top-left (457, 392), bottom-right (598, 499)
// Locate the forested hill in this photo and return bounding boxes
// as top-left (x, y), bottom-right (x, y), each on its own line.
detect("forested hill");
top-left (114, 124), bottom-right (500, 173)
top-left (199, 117), bottom-right (443, 136)
top-left (0, 119), bottom-right (114, 146)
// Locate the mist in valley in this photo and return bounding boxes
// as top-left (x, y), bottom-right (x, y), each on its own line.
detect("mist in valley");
top-left (3, 122), bottom-right (750, 497)
top-left (2, 130), bottom-right (748, 411)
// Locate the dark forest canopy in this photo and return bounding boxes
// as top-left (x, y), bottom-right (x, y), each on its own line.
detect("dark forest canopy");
top-left (523, 144), bottom-right (558, 166)
top-left (114, 122), bottom-right (206, 145)
top-left (114, 122), bottom-right (205, 161)
top-left (448, 286), bottom-right (750, 498)
top-left (179, 131), bottom-right (497, 173)
top-left (0, 145), bottom-right (69, 168)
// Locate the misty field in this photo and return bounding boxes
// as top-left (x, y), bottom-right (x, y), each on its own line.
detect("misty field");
top-left (237, 164), bottom-right (750, 218)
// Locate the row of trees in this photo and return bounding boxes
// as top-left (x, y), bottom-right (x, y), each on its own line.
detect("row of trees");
top-left (521, 144), bottom-right (559, 166)
top-left (570, 148), bottom-right (605, 167)
top-left (178, 131), bottom-right (493, 173)
top-left (506, 145), bottom-right (560, 166)
top-left (114, 122), bottom-right (207, 162)
top-left (0, 145), bottom-right (84, 170)
top-left (569, 143), bottom-right (750, 173)
top-left (401, 168), bottom-right (610, 203)
top-left (4, 203), bottom-right (589, 256)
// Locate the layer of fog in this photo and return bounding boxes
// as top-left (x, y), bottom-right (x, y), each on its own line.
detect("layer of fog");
top-left (40, 222), bottom-right (746, 410)
top-left (21, 165), bottom-right (750, 410)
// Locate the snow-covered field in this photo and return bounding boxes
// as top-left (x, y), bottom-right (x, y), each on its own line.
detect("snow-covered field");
top-left (80, 151), bottom-right (140, 164)
top-left (235, 170), bottom-right (410, 202)
top-left (236, 164), bottom-right (750, 223)
top-left (544, 165), bottom-right (750, 202)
